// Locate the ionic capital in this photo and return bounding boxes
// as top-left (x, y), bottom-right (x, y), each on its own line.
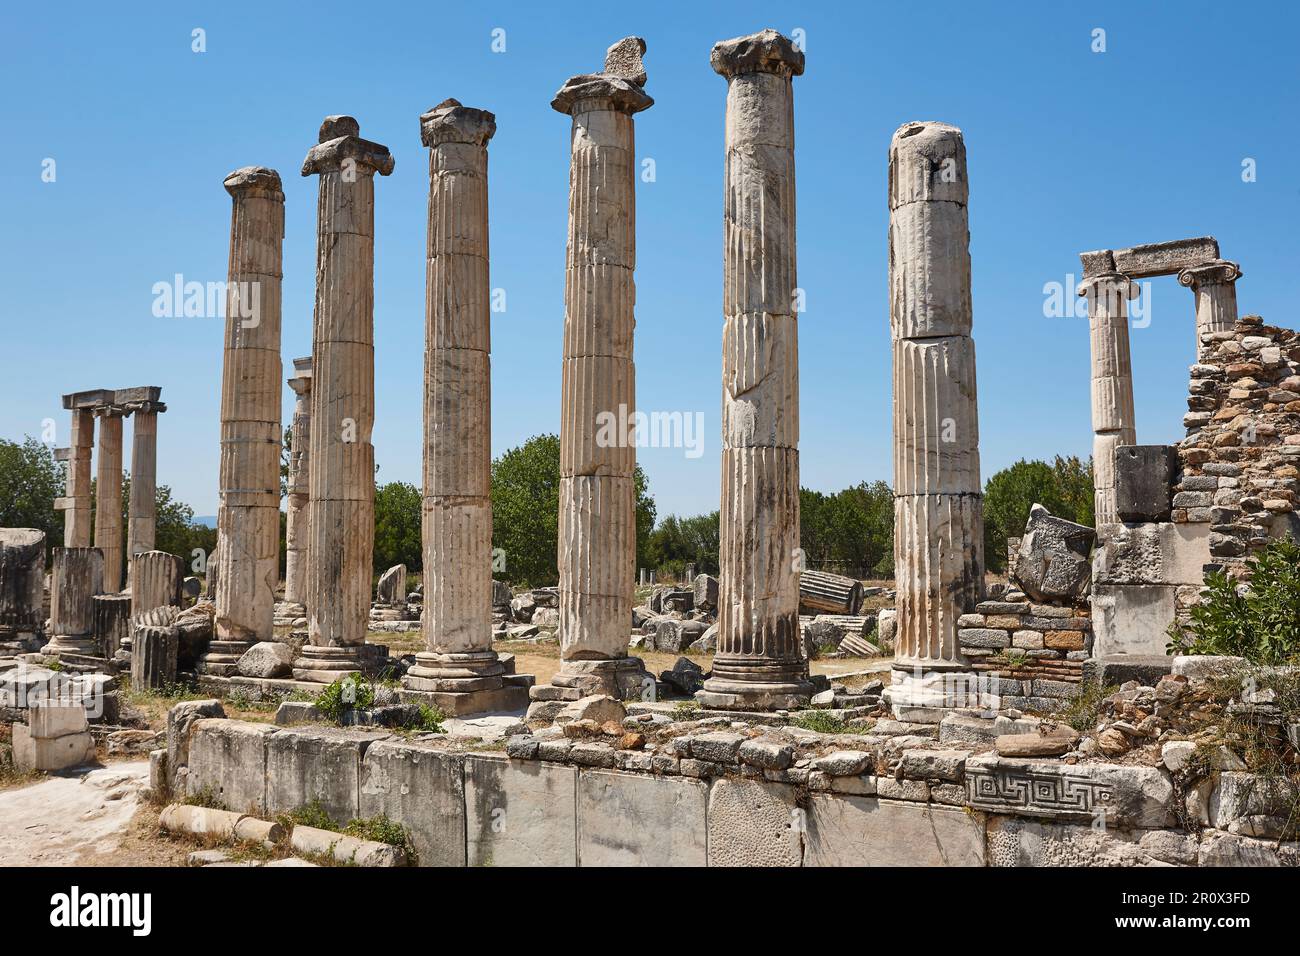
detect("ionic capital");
top-left (301, 115), bottom-right (395, 177)
top-left (710, 29), bottom-right (804, 80)
top-left (93, 403), bottom-right (127, 419)
top-left (420, 98), bottom-right (496, 147)
top-left (1076, 273), bottom-right (1139, 301)
top-left (223, 166), bottom-right (283, 199)
top-left (122, 401), bottom-right (166, 416)
top-left (1178, 259), bottom-right (1243, 290)
top-left (551, 74), bottom-right (653, 116)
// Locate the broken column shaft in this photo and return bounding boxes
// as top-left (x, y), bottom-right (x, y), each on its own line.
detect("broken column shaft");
top-left (284, 357), bottom-right (313, 608)
top-left (698, 29), bottom-right (812, 711)
top-left (297, 116), bottom-right (394, 682)
top-left (885, 121), bottom-right (985, 712)
top-left (127, 399), bottom-right (164, 560)
top-left (1179, 260), bottom-right (1243, 361)
top-left (93, 404), bottom-right (126, 592)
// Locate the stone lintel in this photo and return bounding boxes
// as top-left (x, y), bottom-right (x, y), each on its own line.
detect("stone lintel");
top-left (1079, 249), bottom-right (1116, 277)
top-left (113, 385), bottom-right (162, 405)
top-left (1112, 236), bottom-right (1220, 279)
top-left (291, 355), bottom-right (313, 376)
top-left (62, 389), bottom-right (113, 410)
top-left (52, 447), bottom-right (71, 462)
top-left (223, 166), bottom-right (283, 197)
top-left (551, 74), bottom-right (653, 115)
top-left (710, 29), bottom-right (804, 79)
top-left (419, 98), bottom-right (496, 147)
top-left (301, 124), bottom-right (395, 178)
top-left (1177, 259), bottom-right (1243, 289)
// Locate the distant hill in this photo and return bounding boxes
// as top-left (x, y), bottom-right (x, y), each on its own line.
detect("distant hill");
top-left (193, 515), bottom-right (217, 529)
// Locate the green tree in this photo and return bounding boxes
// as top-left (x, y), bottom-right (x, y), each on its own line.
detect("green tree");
top-left (983, 456), bottom-right (1094, 572)
top-left (373, 481), bottom-right (422, 574)
top-left (0, 436), bottom-right (65, 549)
top-left (800, 481), bottom-right (894, 578)
top-left (645, 511), bottom-right (720, 578)
top-left (489, 433), bottom-right (656, 588)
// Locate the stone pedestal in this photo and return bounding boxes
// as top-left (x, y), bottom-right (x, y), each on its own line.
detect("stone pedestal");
top-left (403, 100), bottom-right (531, 714)
top-left (93, 405), bottom-right (126, 593)
top-left (202, 166), bottom-right (285, 676)
top-left (42, 547), bottom-right (104, 657)
top-left (883, 121), bottom-right (986, 717)
top-left (126, 399), bottom-right (164, 561)
top-left (284, 357), bottom-right (313, 607)
top-left (0, 528), bottom-right (46, 647)
top-left (1179, 260), bottom-right (1242, 361)
top-left (296, 117), bottom-right (394, 682)
top-left (1079, 272), bottom-right (1139, 525)
top-left (529, 40), bottom-right (654, 712)
top-left (697, 30), bottom-right (812, 711)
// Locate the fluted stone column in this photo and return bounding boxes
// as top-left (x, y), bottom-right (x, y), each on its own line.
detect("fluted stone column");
top-left (1179, 259), bottom-right (1242, 361)
top-left (57, 405), bottom-right (95, 547)
top-left (284, 357), bottom-right (313, 608)
top-left (401, 100), bottom-right (530, 714)
top-left (1079, 270), bottom-right (1139, 525)
top-left (0, 529), bottom-right (46, 646)
top-left (42, 547), bottom-right (104, 656)
top-left (528, 40), bottom-right (654, 710)
top-left (127, 399), bottom-right (164, 560)
top-left (884, 121), bottom-right (986, 715)
top-left (201, 166), bottom-right (284, 676)
top-left (93, 404), bottom-right (126, 592)
top-left (130, 550), bottom-right (183, 618)
top-left (296, 117), bottom-right (394, 683)
top-left (697, 29), bottom-right (812, 711)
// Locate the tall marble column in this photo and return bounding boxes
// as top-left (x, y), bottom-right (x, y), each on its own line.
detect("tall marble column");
top-left (200, 166), bottom-right (284, 676)
top-left (1179, 260), bottom-right (1243, 361)
top-left (126, 397), bottom-right (165, 560)
top-left (42, 547), bottom-right (104, 656)
top-left (697, 29), bottom-right (812, 711)
top-left (94, 403), bottom-right (126, 592)
top-left (1079, 266), bottom-right (1138, 526)
top-left (401, 100), bottom-right (530, 714)
top-left (885, 121), bottom-right (986, 715)
top-left (56, 400), bottom-right (96, 547)
top-left (528, 39), bottom-right (654, 710)
top-left (284, 357), bottom-right (313, 608)
top-left (296, 117), bottom-right (394, 683)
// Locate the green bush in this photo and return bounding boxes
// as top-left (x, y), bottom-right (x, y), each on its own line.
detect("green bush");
top-left (314, 676), bottom-right (375, 724)
top-left (1168, 537), bottom-right (1300, 664)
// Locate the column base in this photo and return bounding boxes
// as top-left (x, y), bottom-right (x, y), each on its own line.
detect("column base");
top-left (195, 640), bottom-right (254, 677)
top-left (883, 665), bottom-right (992, 723)
top-left (696, 657), bottom-right (812, 711)
top-left (291, 645), bottom-right (362, 683)
top-left (526, 656), bottom-right (650, 718)
top-left (40, 635), bottom-right (101, 658)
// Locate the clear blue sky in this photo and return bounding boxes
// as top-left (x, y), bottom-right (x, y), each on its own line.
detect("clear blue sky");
top-left (3, 1), bottom-right (1297, 522)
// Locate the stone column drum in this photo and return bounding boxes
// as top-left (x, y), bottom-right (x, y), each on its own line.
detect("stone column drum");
top-left (93, 404), bottom-right (126, 592)
top-left (200, 166), bottom-right (285, 676)
top-left (42, 547), bottom-right (105, 656)
top-left (1079, 268), bottom-right (1139, 525)
top-left (57, 404), bottom-right (95, 547)
top-left (884, 121), bottom-right (986, 715)
top-left (130, 550), bottom-right (184, 618)
top-left (697, 29), bottom-right (812, 711)
top-left (284, 357), bottom-right (313, 608)
top-left (400, 100), bottom-right (530, 714)
top-left (529, 39), bottom-right (654, 711)
top-left (0, 528), bottom-right (46, 646)
top-left (1179, 260), bottom-right (1243, 361)
top-left (127, 399), bottom-right (164, 560)
top-left (297, 117), bottom-right (394, 683)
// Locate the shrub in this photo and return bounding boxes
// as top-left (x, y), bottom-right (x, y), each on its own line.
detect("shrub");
top-left (314, 676), bottom-right (375, 724)
top-left (1167, 537), bottom-right (1300, 664)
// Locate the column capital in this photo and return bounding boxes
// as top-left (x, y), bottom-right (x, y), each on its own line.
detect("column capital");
top-left (710, 29), bottom-right (804, 80)
top-left (1178, 259), bottom-right (1243, 290)
top-left (122, 400), bottom-right (166, 415)
top-left (551, 74), bottom-right (652, 116)
top-left (223, 166), bottom-right (283, 198)
top-left (93, 403), bottom-right (127, 419)
top-left (420, 98), bottom-right (496, 147)
top-left (301, 116), bottom-right (395, 177)
top-left (1077, 272), bottom-right (1139, 300)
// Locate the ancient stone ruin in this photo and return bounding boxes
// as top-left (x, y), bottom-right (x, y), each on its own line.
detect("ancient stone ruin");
top-left (3, 26), bottom-right (1299, 877)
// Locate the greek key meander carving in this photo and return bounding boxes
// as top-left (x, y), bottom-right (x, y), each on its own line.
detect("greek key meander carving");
top-left (967, 766), bottom-right (1115, 818)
